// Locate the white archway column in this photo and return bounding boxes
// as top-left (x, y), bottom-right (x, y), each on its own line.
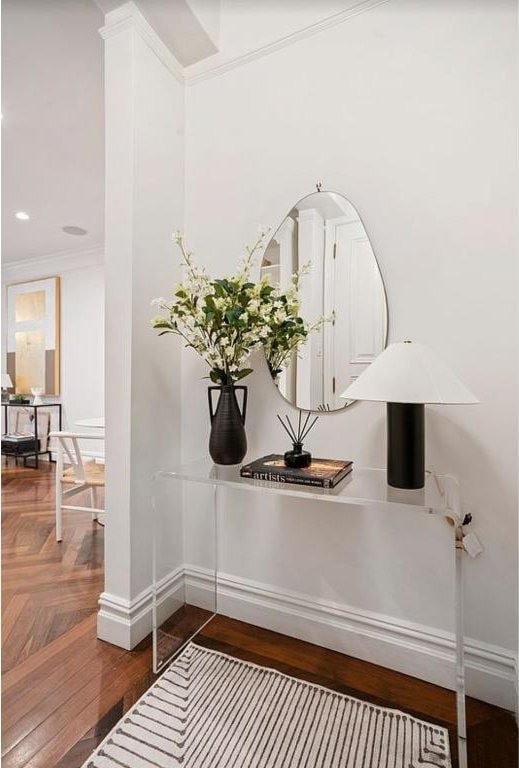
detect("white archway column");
top-left (97, 3), bottom-right (185, 649)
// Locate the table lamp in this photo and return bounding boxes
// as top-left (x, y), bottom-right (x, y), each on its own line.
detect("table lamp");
top-left (1, 374), bottom-right (13, 404)
top-left (340, 341), bottom-right (478, 489)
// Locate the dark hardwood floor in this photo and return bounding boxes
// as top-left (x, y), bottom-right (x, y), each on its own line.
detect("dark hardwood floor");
top-left (2, 463), bottom-right (517, 767)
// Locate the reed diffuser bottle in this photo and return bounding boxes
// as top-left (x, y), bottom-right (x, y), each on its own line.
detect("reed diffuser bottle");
top-left (277, 411), bottom-right (319, 469)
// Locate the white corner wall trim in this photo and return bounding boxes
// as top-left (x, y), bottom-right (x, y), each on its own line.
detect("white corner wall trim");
top-left (97, 563), bottom-right (517, 711)
top-left (99, 1), bottom-right (184, 84)
top-left (184, 566), bottom-right (517, 712)
top-left (1, 245), bottom-right (104, 282)
top-left (183, 0), bottom-right (393, 86)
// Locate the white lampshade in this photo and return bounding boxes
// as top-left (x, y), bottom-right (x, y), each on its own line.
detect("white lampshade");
top-left (1, 373), bottom-right (13, 389)
top-left (340, 341), bottom-right (478, 404)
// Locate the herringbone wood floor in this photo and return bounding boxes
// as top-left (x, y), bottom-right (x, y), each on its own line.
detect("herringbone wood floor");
top-left (1, 462), bottom-right (155, 767)
top-left (2, 463), bottom-right (517, 767)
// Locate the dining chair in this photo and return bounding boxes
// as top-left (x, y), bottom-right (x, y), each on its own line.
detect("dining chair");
top-left (49, 431), bottom-right (105, 542)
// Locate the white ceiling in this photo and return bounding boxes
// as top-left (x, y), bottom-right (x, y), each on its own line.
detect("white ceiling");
top-left (1, 0), bottom-right (357, 264)
top-left (2, 0), bottom-right (105, 263)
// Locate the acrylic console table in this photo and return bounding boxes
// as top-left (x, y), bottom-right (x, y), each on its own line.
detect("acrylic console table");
top-left (152, 458), bottom-right (472, 768)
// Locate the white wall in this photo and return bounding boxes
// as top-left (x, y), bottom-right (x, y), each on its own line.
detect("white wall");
top-left (182, 0), bottom-right (518, 707)
top-left (1, 251), bottom-right (105, 454)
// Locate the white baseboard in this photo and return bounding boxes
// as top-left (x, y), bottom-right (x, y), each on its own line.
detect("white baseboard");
top-left (97, 567), bottom-right (184, 649)
top-left (97, 565), bottom-right (517, 711)
top-left (185, 566), bottom-right (517, 713)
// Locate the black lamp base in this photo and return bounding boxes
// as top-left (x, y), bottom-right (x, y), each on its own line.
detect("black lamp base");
top-left (387, 403), bottom-right (425, 489)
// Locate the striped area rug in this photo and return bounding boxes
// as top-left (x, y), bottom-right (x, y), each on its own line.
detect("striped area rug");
top-left (84, 642), bottom-right (451, 767)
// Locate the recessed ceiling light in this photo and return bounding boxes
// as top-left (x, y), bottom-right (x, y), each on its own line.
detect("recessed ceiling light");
top-left (62, 225), bottom-right (88, 236)
top-left (15, 211), bottom-right (30, 221)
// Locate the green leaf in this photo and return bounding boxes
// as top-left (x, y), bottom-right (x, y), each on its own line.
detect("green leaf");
top-left (235, 368), bottom-right (253, 381)
top-left (210, 368), bottom-right (227, 385)
top-left (225, 308), bottom-right (242, 325)
top-left (215, 278), bottom-right (232, 294)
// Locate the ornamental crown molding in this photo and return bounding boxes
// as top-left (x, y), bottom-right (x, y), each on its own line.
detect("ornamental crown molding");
top-left (183, 0), bottom-right (392, 86)
top-left (99, 0), bottom-right (391, 87)
top-left (99, 1), bottom-right (184, 84)
top-left (1, 245), bottom-right (104, 283)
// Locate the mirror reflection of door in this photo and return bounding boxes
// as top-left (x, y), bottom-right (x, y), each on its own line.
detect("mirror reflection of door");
top-left (325, 217), bottom-right (387, 409)
top-left (261, 191), bottom-right (387, 413)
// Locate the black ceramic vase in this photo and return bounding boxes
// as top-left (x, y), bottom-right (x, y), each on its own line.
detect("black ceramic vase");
top-left (208, 385), bottom-right (248, 465)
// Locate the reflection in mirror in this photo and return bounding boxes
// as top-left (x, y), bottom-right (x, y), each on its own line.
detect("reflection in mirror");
top-left (261, 191), bottom-right (387, 412)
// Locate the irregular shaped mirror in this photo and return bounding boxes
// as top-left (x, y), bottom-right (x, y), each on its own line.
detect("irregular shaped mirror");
top-left (261, 190), bottom-right (388, 412)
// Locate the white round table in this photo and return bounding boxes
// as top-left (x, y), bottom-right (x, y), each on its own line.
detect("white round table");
top-left (75, 417), bottom-right (105, 429)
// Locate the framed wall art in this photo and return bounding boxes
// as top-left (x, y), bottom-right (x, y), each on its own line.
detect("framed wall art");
top-left (6, 276), bottom-right (61, 395)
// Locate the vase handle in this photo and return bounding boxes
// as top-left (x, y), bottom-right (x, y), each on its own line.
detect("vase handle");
top-left (208, 387), bottom-right (220, 424)
top-left (234, 385), bottom-right (248, 425)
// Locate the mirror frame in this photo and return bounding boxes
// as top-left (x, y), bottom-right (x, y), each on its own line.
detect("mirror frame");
top-left (259, 188), bottom-right (389, 414)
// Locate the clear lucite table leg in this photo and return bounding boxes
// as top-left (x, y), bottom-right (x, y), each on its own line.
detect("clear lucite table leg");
top-left (214, 483), bottom-right (220, 618)
top-left (152, 474), bottom-right (218, 674)
top-left (444, 472), bottom-right (468, 768)
top-left (455, 521), bottom-right (467, 768)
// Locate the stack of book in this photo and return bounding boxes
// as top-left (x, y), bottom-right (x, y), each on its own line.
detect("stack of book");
top-left (240, 455), bottom-right (353, 489)
top-left (2, 433), bottom-right (40, 455)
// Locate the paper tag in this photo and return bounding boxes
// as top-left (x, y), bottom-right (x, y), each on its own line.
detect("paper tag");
top-left (463, 532), bottom-right (483, 558)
